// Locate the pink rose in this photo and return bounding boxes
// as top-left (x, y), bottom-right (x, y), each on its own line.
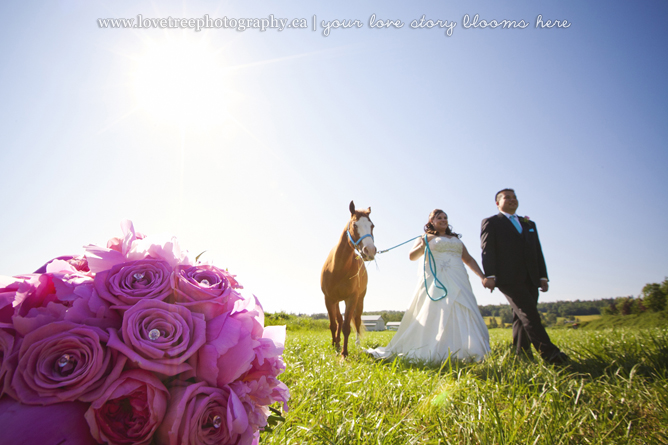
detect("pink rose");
top-left (156, 381), bottom-right (254, 445)
top-left (94, 259), bottom-right (174, 306)
top-left (10, 321), bottom-right (127, 405)
top-left (85, 369), bottom-right (169, 445)
top-left (0, 397), bottom-right (97, 444)
top-left (172, 265), bottom-right (243, 320)
top-left (106, 299), bottom-right (205, 377)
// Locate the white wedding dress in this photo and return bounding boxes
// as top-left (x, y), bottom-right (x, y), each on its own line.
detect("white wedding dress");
top-left (368, 236), bottom-right (490, 362)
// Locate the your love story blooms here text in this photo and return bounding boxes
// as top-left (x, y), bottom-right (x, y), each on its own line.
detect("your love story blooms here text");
top-left (97, 14), bottom-right (571, 37)
top-left (322, 14), bottom-right (571, 37)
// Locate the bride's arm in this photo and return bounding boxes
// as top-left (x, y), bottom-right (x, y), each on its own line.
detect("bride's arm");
top-left (409, 235), bottom-right (429, 261)
top-left (461, 244), bottom-right (485, 280)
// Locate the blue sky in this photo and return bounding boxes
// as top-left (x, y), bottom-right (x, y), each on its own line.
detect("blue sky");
top-left (1, 0), bottom-right (667, 315)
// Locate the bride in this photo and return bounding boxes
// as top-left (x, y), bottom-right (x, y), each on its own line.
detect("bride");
top-left (368, 209), bottom-right (490, 362)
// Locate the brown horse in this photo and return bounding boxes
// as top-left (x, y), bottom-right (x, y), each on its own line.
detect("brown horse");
top-left (321, 201), bottom-right (377, 357)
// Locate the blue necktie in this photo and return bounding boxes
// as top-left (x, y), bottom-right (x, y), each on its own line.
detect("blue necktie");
top-left (510, 215), bottom-right (522, 233)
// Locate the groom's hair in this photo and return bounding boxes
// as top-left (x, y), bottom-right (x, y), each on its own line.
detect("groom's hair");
top-left (495, 188), bottom-right (515, 203)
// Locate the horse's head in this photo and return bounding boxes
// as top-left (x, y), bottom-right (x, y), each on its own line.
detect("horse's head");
top-left (348, 200), bottom-right (376, 261)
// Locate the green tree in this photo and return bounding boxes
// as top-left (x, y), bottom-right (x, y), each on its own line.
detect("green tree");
top-left (642, 283), bottom-right (666, 312)
top-left (602, 300), bottom-right (618, 315)
top-left (620, 297), bottom-right (633, 316)
top-left (546, 312), bottom-right (558, 325)
top-left (631, 298), bottom-right (646, 314)
top-left (500, 306), bottom-right (514, 325)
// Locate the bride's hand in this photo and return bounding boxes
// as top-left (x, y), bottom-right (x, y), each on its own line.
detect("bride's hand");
top-left (482, 277), bottom-right (495, 292)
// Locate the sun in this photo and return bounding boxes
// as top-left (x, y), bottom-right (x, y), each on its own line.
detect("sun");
top-left (132, 34), bottom-right (230, 128)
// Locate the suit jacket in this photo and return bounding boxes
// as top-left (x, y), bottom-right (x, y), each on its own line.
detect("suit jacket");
top-left (480, 213), bottom-right (548, 287)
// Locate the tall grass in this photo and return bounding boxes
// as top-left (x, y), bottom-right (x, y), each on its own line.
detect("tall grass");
top-left (262, 328), bottom-right (668, 444)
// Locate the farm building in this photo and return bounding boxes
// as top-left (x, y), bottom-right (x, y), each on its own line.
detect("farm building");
top-left (386, 322), bottom-right (401, 331)
top-left (361, 315), bottom-right (386, 331)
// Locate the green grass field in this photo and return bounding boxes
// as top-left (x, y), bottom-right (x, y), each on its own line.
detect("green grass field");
top-left (556, 314), bottom-right (602, 323)
top-left (261, 328), bottom-right (668, 444)
top-left (483, 316), bottom-right (503, 326)
top-left (482, 315), bottom-right (603, 329)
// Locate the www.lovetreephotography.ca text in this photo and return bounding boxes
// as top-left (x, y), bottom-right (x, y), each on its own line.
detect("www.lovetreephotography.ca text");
top-left (97, 13), bottom-right (571, 37)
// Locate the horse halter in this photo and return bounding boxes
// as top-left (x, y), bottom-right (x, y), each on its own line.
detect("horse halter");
top-left (346, 220), bottom-right (374, 257)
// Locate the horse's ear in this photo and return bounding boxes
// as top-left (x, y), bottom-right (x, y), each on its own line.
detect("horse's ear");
top-left (366, 207), bottom-right (371, 214)
top-left (349, 201), bottom-right (355, 215)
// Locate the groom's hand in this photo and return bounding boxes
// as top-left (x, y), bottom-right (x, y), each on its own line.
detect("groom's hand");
top-left (540, 279), bottom-right (549, 292)
top-left (483, 277), bottom-right (496, 292)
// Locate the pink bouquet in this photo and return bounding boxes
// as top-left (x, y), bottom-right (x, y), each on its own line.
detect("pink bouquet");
top-left (0, 221), bottom-right (289, 445)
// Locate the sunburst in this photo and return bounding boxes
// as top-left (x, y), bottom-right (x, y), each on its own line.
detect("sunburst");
top-left (131, 32), bottom-right (231, 129)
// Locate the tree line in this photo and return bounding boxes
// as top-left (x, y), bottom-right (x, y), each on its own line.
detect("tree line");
top-left (309, 277), bottom-right (668, 325)
top-left (601, 277), bottom-right (668, 315)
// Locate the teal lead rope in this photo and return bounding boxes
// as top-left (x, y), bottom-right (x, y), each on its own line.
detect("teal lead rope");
top-left (376, 234), bottom-right (448, 301)
top-left (423, 234), bottom-right (448, 301)
top-left (376, 235), bottom-right (421, 254)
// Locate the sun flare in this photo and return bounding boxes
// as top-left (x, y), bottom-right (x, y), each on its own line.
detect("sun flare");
top-left (132, 35), bottom-right (230, 128)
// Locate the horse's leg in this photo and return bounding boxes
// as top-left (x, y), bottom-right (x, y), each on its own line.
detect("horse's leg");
top-left (354, 293), bottom-right (365, 347)
top-left (335, 303), bottom-right (343, 346)
top-left (326, 301), bottom-right (341, 351)
top-left (341, 301), bottom-right (355, 358)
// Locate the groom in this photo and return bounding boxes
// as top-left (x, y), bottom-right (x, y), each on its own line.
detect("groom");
top-left (480, 188), bottom-right (568, 365)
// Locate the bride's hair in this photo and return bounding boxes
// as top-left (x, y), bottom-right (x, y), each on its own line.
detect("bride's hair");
top-left (424, 209), bottom-right (461, 238)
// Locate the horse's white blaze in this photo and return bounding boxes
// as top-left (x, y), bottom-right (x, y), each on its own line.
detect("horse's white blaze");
top-left (355, 217), bottom-right (376, 260)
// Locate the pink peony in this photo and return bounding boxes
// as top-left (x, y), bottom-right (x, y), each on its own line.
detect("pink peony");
top-left (8, 274), bottom-right (66, 337)
top-left (0, 277), bottom-right (23, 327)
top-left (156, 381), bottom-right (254, 445)
top-left (85, 369), bottom-right (169, 445)
top-left (172, 265), bottom-right (244, 320)
top-left (243, 326), bottom-right (289, 406)
top-left (229, 326), bottom-right (289, 430)
top-left (85, 220), bottom-right (191, 273)
top-left (106, 299), bottom-right (206, 377)
top-left (94, 259), bottom-right (174, 306)
top-left (34, 255), bottom-right (90, 274)
top-left (10, 274), bottom-right (57, 318)
top-left (61, 282), bottom-right (122, 330)
top-left (10, 321), bottom-right (127, 405)
top-left (9, 273), bottom-right (120, 336)
top-left (193, 305), bottom-right (263, 387)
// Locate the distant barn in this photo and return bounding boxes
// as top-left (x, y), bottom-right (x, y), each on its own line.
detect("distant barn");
top-left (361, 315), bottom-right (386, 331)
top-left (386, 322), bottom-right (401, 331)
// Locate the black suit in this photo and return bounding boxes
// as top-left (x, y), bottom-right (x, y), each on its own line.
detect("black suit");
top-left (481, 213), bottom-right (560, 360)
